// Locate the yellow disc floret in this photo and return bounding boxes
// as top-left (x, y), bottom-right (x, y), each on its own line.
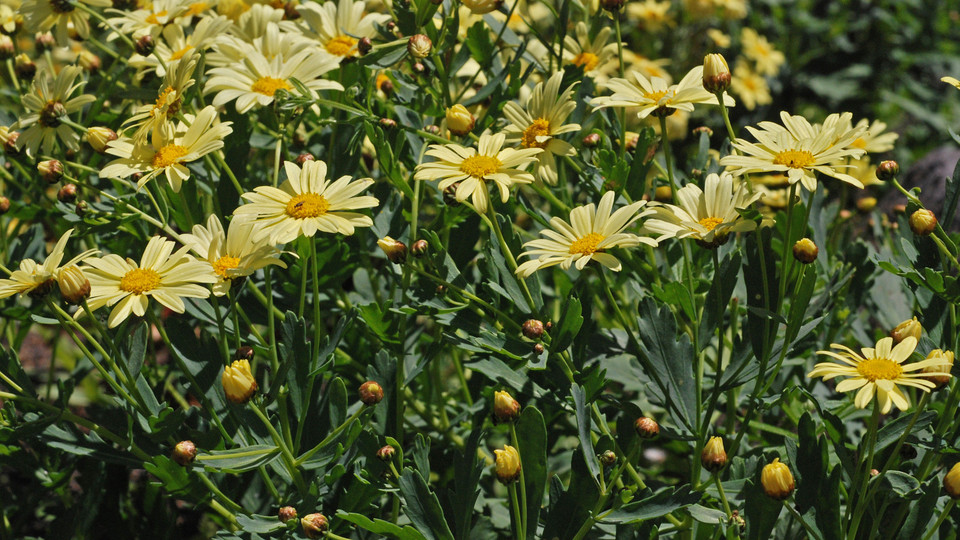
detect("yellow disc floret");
top-left (460, 155), bottom-right (501, 179)
top-left (698, 217), bottom-right (724, 231)
top-left (119, 268), bottom-right (161, 294)
top-left (773, 149), bottom-right (816, 169)
top-left (521, 118), bottom-right (551, 149)
top-left (212, 256), bottom-right (241, 278)
top-left (857, 358), bottom-right (904, 382)
top-left (325, 35), bottom-right (357, 57)
top-left (569, 232), bottom-right (605, 255)
top-left (251, 77), bottom-right (292, 97)
top-left (285, 193), bottom-right (330, 219)
top-left (152, 144), bottom-right (188, 168)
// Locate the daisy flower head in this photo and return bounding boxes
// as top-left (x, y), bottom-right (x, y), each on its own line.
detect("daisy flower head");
top-left (413, 132), bottom-right (541, 215)
top-left (20, 0), bottom-right (110, 45)
top-left (233, 159), bottom-right (379, 245)
top-left (295, 0), bottom-right (390, 60)
top-left (729, 62), bottom-right (771, 111)
top-left (180, 214), bottom-right (287, 296)
top-left (563, 22), bottom-right (618, 79)
top-left (740, 28), bottom-right (785, 76)
top-left (100, 106), bottom-right (233, 192)
top-left (720, 111), bottom-right (867, 192)
top-left (627, 0), bottom-right (674, 32)
top-left (503, 70), bottom-right (582, 185)
top-left (644, 172), bottom-right (762, 248)
top-left (516, 191), bottom-right (656, 278)
top-left (808, 336), bottom-right (951, 414)
top-left (128, 15), bottom-right (231, 77)
top-left (834, 116), bottom-right (898, 155)
top-left (122, 50), bottom-right (199, 144)
top-left (0, 228), bottom-right (98, 300)
top-left (82, 236), bottom-right (218, 328)
top-left (105, 0), bottom-right (188, 40)
top-left (591, 65), bottom-right (735, 120)
top-left (16, 65), bottom-right (96, 157)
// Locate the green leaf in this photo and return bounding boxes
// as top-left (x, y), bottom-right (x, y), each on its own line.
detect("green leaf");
top-left (884, 471), bottom-right (921, 497)
top-left (196, 444), bottom-right (281, 472)
top-left (636, 298), bottom-right (697, 433)
top-left (572, 383), bottom-right (600, 485)
top-left (686, 504), bottom-right (727, 525)
top-left (744, 478), bottom-right (781, 540)
top-left (359, 302), bottom-right (401, 344)
top-left (338, 511), bottom-right (427, 540)
top-left (450, 430), bottom-right (484, 539)
top-left (601, 486), bottom-right (701, 523)
top-left (398, 468), bottom-right (455, 540)
top-left (813, 466), bottom-right (842, 540)
top-left (552, 297), bottom-right (582, 353)
top-left (897, 479), bottom-right (940, 540)
top-left (794, 412), bottom-right (825, 513)
top-left (464, 21), bottom-right (492, 66)
top-left (278, 311), bottom-right (310, 414)
top-left (876, 412), bottom-right (936, 452)
top-left (144, 456), bottom-right (204, 499)
top-left (518, 406), bottom-right (547, 540)
top-left (235, 514), bottom-right (285, 533)
top-left (699, 253), bottom-right (742, 346)
top-left (122, 322), bottom-right (148, 379)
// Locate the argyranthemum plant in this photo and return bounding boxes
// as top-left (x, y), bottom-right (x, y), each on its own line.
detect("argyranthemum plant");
top-left (645, 172), bottom-right (763, 248)
top-left (233, 159), bottom-right (379, 245)
top-left (0, 229), bottom-right (98, 299)
top-left (808, 336), bottom-right (952, 414)
top-left (82, 236), bottom-right (218, 328)
top-left (414, 132), bottom-right (541, 215)
top-left (122, 50), bottom-right (199, 144)
top-left (503, 70), bottom-right (581, 185)
top-left (562, 22), bottom-right (619, 79)
top-left (516, 191), bottom-right (656, 277)
top-left (591, 65), bottom-right (735, 120)
top-left (295, 0), bottom-right (391, 59)
top-left (16, 65), bottom-right (96, 156)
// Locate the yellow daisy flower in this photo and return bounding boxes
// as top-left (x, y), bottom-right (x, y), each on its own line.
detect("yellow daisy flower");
top-left (591, 65), bottom-right (735, 120)
top-left (503, 70), bottom-right (581, 185)
top-left (105, 0), bottom-right (187, 40)
top-left (20, 0), bottom-right (110, 45)
top-left (0, 229), bottom-right (98, 299)
top-left (82, 236), bottom-right (218, 328)
top-left (516, 191), bottom-right (656, 278)
top-left (15, 65), bottom-right (96, 157)
top-left (808, 337), bottom-right (951, 414)
top-left (413, 132), bottom-right (541, 214)
top-left (562, 21), bottom-right (618, 79)
top-left (627, 0), bottom-right (673, 32)
top-left (122, 50), bottom-right (199, 145)
top-left (740, 28), bottom-right (785, 76)
top-left (295, 0), bottom-right (390, 59)
top-left (729, 62), bottom-right (771, 111)
top-left (233, 159), bottom-right (379, 245)
top-left (128, 15), bottom-right (230, 77)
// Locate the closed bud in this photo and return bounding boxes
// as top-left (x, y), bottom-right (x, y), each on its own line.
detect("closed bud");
top-left (58, 183), bottom-right (78, 203)
top-left (78, 50), bottom-right (100, 72)
top-left (358, 37), bottom-right (373, 55)
top-left (377, 236), bottom-right (407, 264)
top-left (582, 133), bottom-right (600, 147)
top-left (358, 380), bottom-right (384, 405)
top-left (533, 343), bottom-right (544, 354)
top-left (921, 349), bottom-right (954, 390)
top-left (692, 126), bottom-right (714, 137)
top-left (412, 61), bottom-right (426, 74)
top-left (424, 124), bottom-right (440, 135)
top-left (890, 317), bottom-right (922, 344)
top-left (296, 152), bottom-right (315, 166)
top-left (600, 0), bottom-right (625, 12)
top-left (15, 53), bottom-right (35, 80)
top-left (0, 35), bottom-right (14, 59)
top-left (407, 34), bottom-right (432, 59)
top-left (701, 436), bottom-right (727, 472)
top-left (172, 440), bottom-right (197, 465)
top-left (600, 450), bottom-right (617, 466)
top-left (86, 127), bottom-right (117, 153)
top-left (909, 209), bottom-right (937, 236)
top-left (75, 200), bottom-right (88, 216)
top-left (634, 417), bottom-right (660, 439)
top-left (278, 506), bottom-right (297, 522)
top-left (654, 186), bottom-right (672, 202)
top-left (521, 319), bottom-right (544, 340)
top-left (283, 1), bottom-right (301, 20)
top-left (376, 445), bottom-right (396, 461)
top-left (446, 104), bottom-right (475, 136)
top-left (135, 34), bottom-right (155, 56)
top-left (856, 196), bottom-right (877, 213)
top-left (876, 160), bottom-right (899, 181)
top-left (300, 513), bottom-right (329, 538)
top-left (494, 444), bottom-right (521, 483)
top-left (0, 196), bottom-right (8, 214)
top-left (761, 458), bottom-right (795, 500)
top-left (702, 53), bottom-right (731, 93)
top-left (38, 159), bottom-right (63, 183)
top-left (222, 359), bottom-right (257, 404)
top-left (493, 390), bottom-right (520, 423)
top-left (2, 130), bottom-right (17, 154)
top-left (57, 265), bottom-right (90, 304)
top-left (233, 346), bottom-right (255, 361)
top-left (792, 238), bottom-right (818, 264)
top-left (379, 117), bottom-right (397, 129)
top-left (411, 239), bottom-right (428, 257)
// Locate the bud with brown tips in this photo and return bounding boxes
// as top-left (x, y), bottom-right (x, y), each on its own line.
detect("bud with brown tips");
top-left (358, 37), bottom-right (373, 55)
top-left (172, 440), bottom-right (197, 466)
top-left (358, 381), bottom-right (384, 405)
top-left (494, 444), bottom-right (521, 483)
top-left (57, 265), bottom-right (90, 304)
top-left (446, 104), bottom-right (475, 136)
top-left (301, 513), bottom-right (329, 538)
top-left (876, 160), bottom-right (899, 181)
top-left (376, 445), bottom-right (396, 461)
top-left (233, 346), bottom-right (255, 361)
top-left (909, 209), bottom-right (937, 236)
top-left (761, 458), bottom-right (795, 500)
top-left (793, 238), bottom-right (818, 264)
top-left (522, 319), bottom-right (544, 340)
top-left (533, 343), bottom-right (544, 354)
top-left (377, 236), bottom-right (407, 264)
top-left (407, 34), bottom-right (432, 59)
top-left (38, 160), bottom-right (63, 183)
top-left (296, 152), bottom-right (315, 165)
top-left (411, 239), bottom-right (428, 257)
top-left (0, 196), bottom-right (9, 214)
top-left (15, 54), bottom-right (35, 80)
top-left (890, 317), bottom-right (922, 344)
top-left (86, 127), bottom-right (117, 154)
top-left (600, 0), bottom-right (624, 12)
top-left (135, 34), bottom-right (155, 56)
top-left (582, 133), bottom-right (600, 147)
top-left (702, 53), bottom-right (731, 94)
top-left (278, 506), bottom-right (297, 522)
top-left (493, 390), bottom-right (520, 423)
top-left (0, 35), bottom-right (13, 59)
top-left (600, 450), bottom-right (616, 466)
top-left (78, 50), bottom-right (101, 72)
top-left (701, 436), bottom-right (727, 473)
top-left (58, 183), bottom-right (78, 203)
top-left (634, 417), bottom-right (660, 439)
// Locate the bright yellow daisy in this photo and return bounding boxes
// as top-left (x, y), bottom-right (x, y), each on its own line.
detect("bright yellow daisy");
top-left (295, 0), bottom-right (390, 59)
top-left (591, 65), bottom-right (735, 120)
top-left (0, 229), bottom-right (98, 299)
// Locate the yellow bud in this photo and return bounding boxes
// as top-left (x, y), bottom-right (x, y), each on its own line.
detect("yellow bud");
top-left (300, 513), bottom-right (329, 538)
top-left (702, 53), bottom-right (731, 93)
top-left (761, 458), bottom-right (795, 500)
top-left (921, 349), bottom-right (954, 390)
top-left (407, 34), bottom-right (432, 59)
top-left (792, 238), bottom-right (818, 264)
top-left (945, 462), bottom-right (960, 499)
top-left (494, 444), bottom-right (521, 483)
top-left (222, 359), bottom-right (257, 404)
top-left (909, 209), bottom-right (937, 236)
top-left (86, 127), bottom-right (117, 154)
top-left (701, 436), bottom-right (727, 472)
top-left (446, 104), bottom-right (475, 136)
top-left (493, 390), bottom-right (520, 423)
top-left (57, 264), bottom-right (90, 305)
top-left (890, 317), bottom-right (922, 344)
top-left (377, 236), bottom-right (407, 264)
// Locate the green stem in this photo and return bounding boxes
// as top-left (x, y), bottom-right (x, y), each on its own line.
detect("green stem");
top-left (295, 406), bottom-right (367, 466)
top-left (484, 205), bottom-right (535, 310)
top-left (509, 483), bottom-right (525, 540)
top-left (250, 400), bottom-right (308, 494)
top-left (920, 499), bottom-right (956, 540)
top-left (784, 500), bottom-right (821, 540)
top-left (714, 474), bottom-right (732, 518)
top-left (847, 399), bottom-right (882, 540)
top-left (510, 423), bottom-right (527, 536)
top-left (658, 115), bottom-right (678, 198)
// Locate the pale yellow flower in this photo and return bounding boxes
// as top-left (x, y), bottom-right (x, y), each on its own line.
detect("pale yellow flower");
top-left (740, 28), bottom-right (784, 76)
top-left (627, 0), bottom-right (673, 31)
top-left (16, 65), bottom-right (96, 156)
top-left (729, 62), bottom-right (771, 111)
top-left (0, 229), bottom-right (97, 299)
top-left (563, 22), bottom-right (618, 78)
top-left (591, 66), bottom-right (735, 120)
top-left (20, 0), bottom-right (110, 45)
top-left (295, 0), bottom-right (390, 59)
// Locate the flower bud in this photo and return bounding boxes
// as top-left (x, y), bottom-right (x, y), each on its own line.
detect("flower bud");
top-left (634, 417), bottom-right (660, 439)
top-left (856, 196), bottom-right (877, 213)
top-left (379, 118), bottom-right (397, 129)
top-left (296, 152), bottom-right (315, 166)
top-left (921, 349), bottom-right (954, 390)
top-left (135, 34), bottom-right (155, 56)
top-left (890, 317), bottom-right (922, 344)
top-left (701, 436), bottom-right (727, 473)
top-left (86, 127), bottom-right (117, 154)
top-left (233, 346), bottom-right (255, 361)
top-left (600, 0), bottom-right (624, 12)
top-left (0, 35), bottom-right (14, 59)
top-left (78, 50), bottom-right (101, 72)
top-left (407, 34), bottom-right (432, 59)
top-left (15, 53), bottom-right (35, 80)
top-left (461, 0), bottom-right (502, 14)
top-left (411, 239), bottom-right (428, 257)
top-left (358, 37), bottom-right (373, 56)
top-left (278, 506), bottom-right (297, 522)
top-left (283, 1), bottom-right (301, 20)
top-left (876, 160), bottom-right (899, 181)
top-left (445, 104), bottom-right (475, 136)
top-left (792, 238), bottom-right (818, 264)
top-left (172, 440), bottom-right (197, 466)
top-left (75, 200), bottom-right (89, 216)
top-left (533, 343), bottom-right (544, 354)
top-left (909, 209), bottom-right (937, 236)
top-left (58, 183), bottom-right (78, 203)
top-left (493, 390), bottom-right (520, 423)
top-left (57, 264), bottom-right (90, 304)
top-left (521, 319), bottom-right (544, 340)
top-left (358, 380), bottom-right (384, 405)
top-left (600, 450), bottom-right (617, 466)
top-left (945, 462), bottom-right (960, 499)
top-left (761, 458), bottom-right (795, 500)
top-left (582, 133), bottom-right (600, 147)
top-left (301, 513), bottom-right (329, 538)
top-left (0, 196), bottom-right (9, 214)
top-left (654, 186), bottom-right (672, 202)
top-left (702, 53), bottom-right (731, 93)
top-left (692, 126), bottom-right (714, 137)
top-left (377, 236), bottom-right (407, 264)
top-left (1, 128), bottom-right (17, 155)
top-left (38, 159), bottom-right (63, 183)
top-left (412, 62), bottom-right (426, 74)
top-left (494, 444), bottom-right (521, 483)
top-left (376, 445), bottom-right (396, 461)
top-left (222, 359), bottom-right (257, 404)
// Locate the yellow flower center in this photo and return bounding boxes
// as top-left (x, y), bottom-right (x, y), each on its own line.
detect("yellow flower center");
top-left (212, 256), bottom-right (241, 277)
top-left (186, 1), bottom-right (208, 15)
top-left (643, 90), bottom-right (669, 103)
top-left (251, 76), bottom-right (292, 97)
top-left (285, 193), bottom-right (330, 219)
top-left (460, 155), bottom-right (501, 179)
top-left (169, 45), bottom-right (193, 61)
top-left (153, 86), bottom-right (181, 117)
top-left (698, 217), bottom-right (724, 231)
top-left (773, 149), bottom-right (816, 169)
top-left (857, 358), bottom-right (904, 382)
top-left (119, 268), bottom-right (161, 294)
top-left (571, 52), bottom-right (600, 72)
top-left (521, 118), bottom-right (551, 149)
top-left (145, 9), bottom-right (168, 24)
top-left (569, 232), bottom-right (605, 255)
top-left (325, 35), bottom-right (357, 57)
top-left (851, 138), bottom-right (867, 149)
top-left (152, 144), bottom-right (188, 168)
